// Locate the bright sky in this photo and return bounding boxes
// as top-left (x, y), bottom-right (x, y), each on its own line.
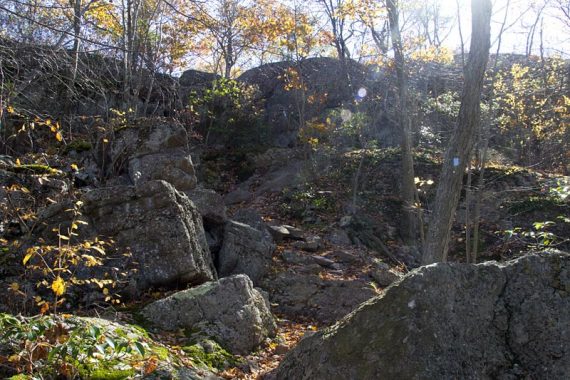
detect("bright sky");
top-left (443, 0), bottom-right (570, 57)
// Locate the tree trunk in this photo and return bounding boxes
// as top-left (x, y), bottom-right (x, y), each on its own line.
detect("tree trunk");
top-left (422, 0), bottom-right (492, 265)
top-left (386, 0), bottom-right (418, 246)
top-left (71, 0), bottom-right (81, 81)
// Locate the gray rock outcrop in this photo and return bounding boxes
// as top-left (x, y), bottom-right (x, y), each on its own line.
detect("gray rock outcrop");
top-left (274, 251), bottom-right (569, 379)
top-left (217, 221), bottom-right (275, 284)
top-left (142, 274), bottom-right (277, 354)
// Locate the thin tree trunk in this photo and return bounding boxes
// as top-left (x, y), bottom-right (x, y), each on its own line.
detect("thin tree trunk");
top-left (71, 0), bottom-right (81, 81)
top-left (386, 0), bottom-right (418, 246)
top-left (470, 0), bottom-right (511, 263)
top-left (422, 0), bottom-right (492, 265)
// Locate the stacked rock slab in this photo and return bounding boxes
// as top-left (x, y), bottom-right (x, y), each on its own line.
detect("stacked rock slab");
top-left (142, 274), bottom-right (277, 354)
top-left (217, 221), bottom-right (275, 284)
top-left (82, 180), bottom-right (216, 288)
top-left (107, 120), bottom-right (197, 191)
top-left (274, 251), bottom-right (569, 380)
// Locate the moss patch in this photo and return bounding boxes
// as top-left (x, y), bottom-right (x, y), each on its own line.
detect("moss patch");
top-left (63, 139), bottom-right (92, 154)
top-left (6, 164), bottom-right (59, 175)
top-left (152, 345), bottom-right (170, 361)
top-left (183, 339), bottom-right (238, 371)
top-left (76, 361), bottom-right (135, 380)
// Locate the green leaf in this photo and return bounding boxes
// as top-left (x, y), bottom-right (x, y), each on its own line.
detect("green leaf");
top-left (105, 336), bottom-right (116, 350)
top-left (133, 341), bottom-right (145, 357)
top-left (48, 345), bottom-right (61, 361)
top-left (89, 325), bottom-right (101, 339)
top-left (95, 344), bottom-right (107, 355)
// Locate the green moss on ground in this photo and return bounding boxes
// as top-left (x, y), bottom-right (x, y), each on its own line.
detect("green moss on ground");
top-left (76, 361), bottom-right (135, 380)
top-left (6, 164), bottom-right (59, 175)
top-left (183, 339), bottom-right (239, 371)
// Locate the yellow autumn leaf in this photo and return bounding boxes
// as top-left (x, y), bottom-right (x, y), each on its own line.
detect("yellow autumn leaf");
top-left (9, 282), bottom-right (19, 292)
top-left (45, 119), bottom-right (51, 126)
top-left (90, 245), bottom-right (106, 255)
top-left (51, 276), bottom-right (66, 296)
top-left (6, 105), bottom-right (15, 113)
top-left (22, 248), bottom-right (35, 265)
top-left (102, 288), bottom-right (109, 295)
top-left (15, 158), bottom-right (21, 166)
top-left (55, 131), bottom-right (63, 142)
top-left (82, 254), bottom-right (100, 267)
top-left (71, 163), bottom-right (79, 171)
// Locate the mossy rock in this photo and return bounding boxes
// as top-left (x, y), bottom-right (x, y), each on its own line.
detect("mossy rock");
top-left (183, 338), bottom-right (240, 371)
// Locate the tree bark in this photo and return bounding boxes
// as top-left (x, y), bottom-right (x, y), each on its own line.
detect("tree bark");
top-left (386, 0), bottom-right (418, 246)
top-left (422, 0), bottom-right (492, 265)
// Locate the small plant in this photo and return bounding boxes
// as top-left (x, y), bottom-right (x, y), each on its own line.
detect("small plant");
top-left (189, 78), bottom-right (265, 147)
top-left (3, 106), bottom-right (67, 149)
top-left (14, 201), bottom-right (127, 314)
top-left (548, 178), bottom-right (569, 201)
top-left (281, 186), bottom-right (335, 219)
top-left (500, 218), bottom-right (569, 249)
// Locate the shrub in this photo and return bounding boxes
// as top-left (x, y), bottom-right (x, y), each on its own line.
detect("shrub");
top-left (189, 78), bottom-right (267, 147)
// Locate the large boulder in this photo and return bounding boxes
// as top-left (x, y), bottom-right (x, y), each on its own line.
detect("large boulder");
top-left (81, 180), bottom-right (216, 288)
top-left (238, 57), bottom-right (367, 147)
top-left (274, 251), bottom-right (569, 379)
top-left (142, 274), bottom-right (277, 354)
top-left (217, 221), bottom-right (275, 284)
top-left (33, 179), bottom-right (216, 293)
